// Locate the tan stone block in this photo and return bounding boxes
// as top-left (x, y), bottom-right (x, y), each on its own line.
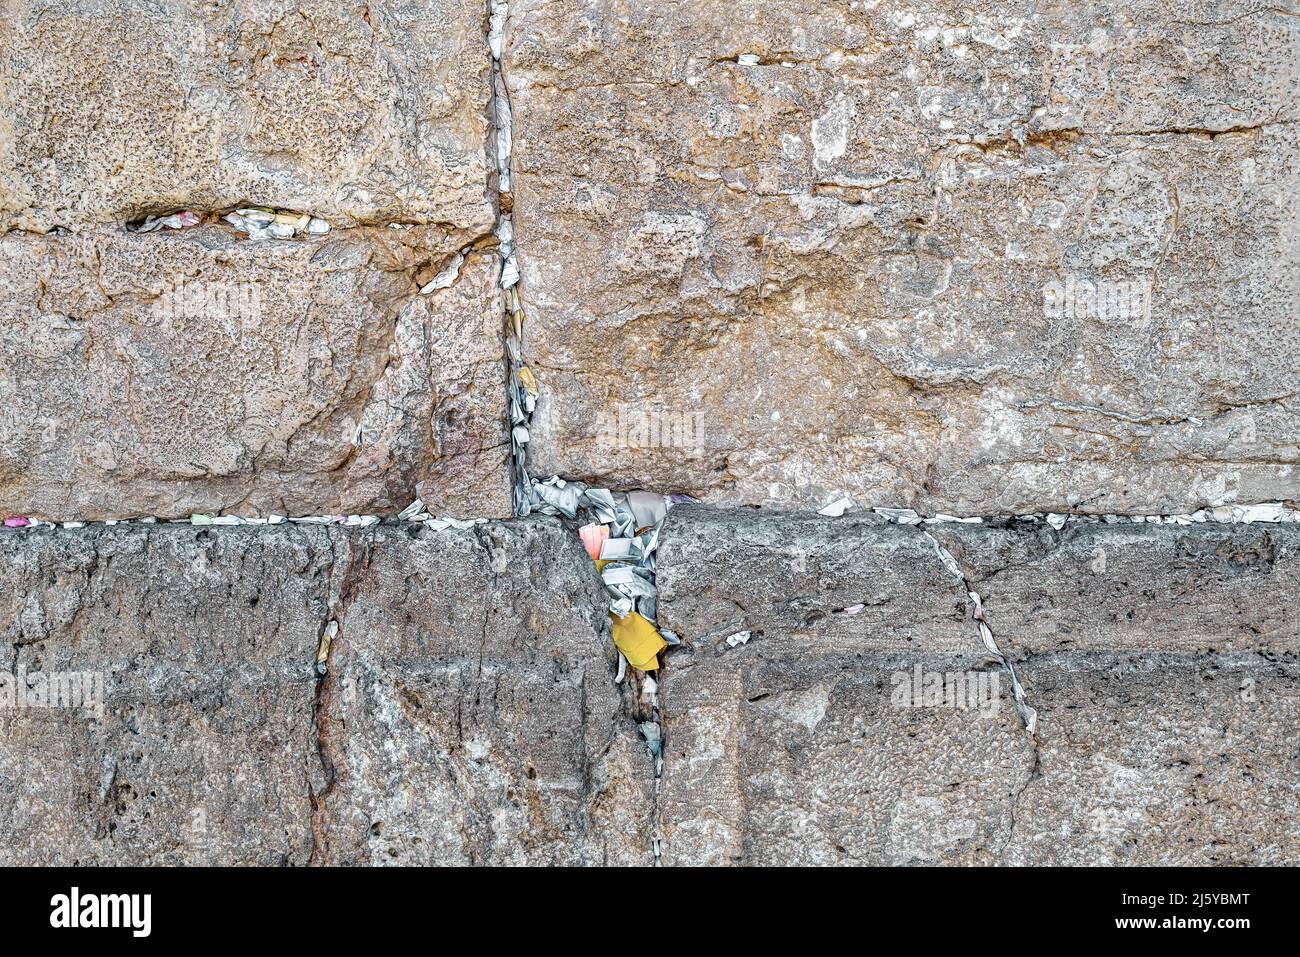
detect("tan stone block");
top-left (508, 0), bottom-right (1300, 513)
top-left (0, 0), bottom-right (494, 234)
top-left (0, 227), bottom-right (511, 519)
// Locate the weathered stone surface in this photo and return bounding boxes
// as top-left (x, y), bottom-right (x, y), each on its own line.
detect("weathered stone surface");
top-left (1002, 657), bottom-right (1300, 865)
top-left (660, 647), bottom-right (1033, 865)
top-left (657, 507), bottom-right (1300, 864)
top-left (508, 0), bottom-right (1300, 513)
top-left (0, 520), bottom-right (652, 865)
top-left (657, 506), bottom-right (973, 652)
top-left (0, 228), bottom-right (511, 520)
top-left (929, 519), bottom-right (1300, 655)
top-left (315, 518), bottom-right (652, 865)
top-left (659, 506), bottom-right (1300, 655)
top-left (0, 0), bottom-right (494, 234)
top-left (0, 524), bottom-right (330, 865)
top-left (6, 0), bottom-right (1299, 870)
top-left (659, 646), bottom-right (1300, 865)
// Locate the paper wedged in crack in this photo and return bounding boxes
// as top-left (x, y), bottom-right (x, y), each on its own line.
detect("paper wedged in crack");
top-left (0, 0), bottom-right (495, 234)
top-left (0, 228), bottom-right (512, 520)
top-left (509, 0), bottom-right (1300, 513)
top-left (925, 521), bottom-right (1300, 654)
top-left (656, 506), bottom-right (1300, 864)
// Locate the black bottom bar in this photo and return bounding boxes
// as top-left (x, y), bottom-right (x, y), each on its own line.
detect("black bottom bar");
top-left (0, 865), bottom-right (1282, 942)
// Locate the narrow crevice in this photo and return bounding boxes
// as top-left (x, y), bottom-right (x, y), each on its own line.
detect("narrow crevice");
top-left (629, 658), bottom-right (664, 867)
top-left (485, 0), bottom-right (534, 520)
top-left (909, 521), bottom-right (1040, 735)
top-left (5, 502), bottom-right (1297, 534)
top-left (482, 0), bottom-right (665, 864)
top-left (1110, 121), bottom-right (1293, 138)
top-left (121, 206), bottom-right (483, 239)
top-left (307, 528), bottom-right (376, 867)
top-left (910, 523), bottom-right (1046, 866)
top-left (124, 206), bottom-right (331, 238)
top-left (999, 747), bottom-right (1043, 865)
top-left (524, 481), bottom-right (682, 864)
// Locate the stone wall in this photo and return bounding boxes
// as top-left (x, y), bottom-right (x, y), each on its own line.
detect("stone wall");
top-left (509, 0), bottom-right (1300, 514)
top-left (0, 0), bottom-right (511, 521)
top-left (2, 515), bottom-right (1296, 864)
top-left (0, 0), bottom-right (1296, 865)
top-left (656, 508), bottom-right (1300, 865)
top-left (0, 520), bottom-right (650, 865)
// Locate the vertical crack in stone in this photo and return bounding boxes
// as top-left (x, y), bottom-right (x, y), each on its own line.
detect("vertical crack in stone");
top-left (920, 529), bottom-right (1039, 734)
top-left (1000, 747), bottom-right (1043, 864)
top-left (307, 527), bottom-right (375, 866)
top-left (646, 695), bottom-right (665, 866)
top-left (627, 667), bottom-right (664, 866)
top-left (607, 525), bottom-right (671, 866)
top-left (485, 3), bottom-right (663, 862)
top-left (916, 527), bottom-right (1044, 860)
top-left (486, 0), bottom-right (534, 519)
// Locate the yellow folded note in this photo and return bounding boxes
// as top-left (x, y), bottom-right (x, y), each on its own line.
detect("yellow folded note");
top-left (611, 612), bottom-right (666, 672)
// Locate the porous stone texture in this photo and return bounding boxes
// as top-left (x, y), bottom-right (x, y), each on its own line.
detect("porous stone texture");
top-left (659, 506), bottom-right (1300, 654)
top-left (660, 645), bottom-right (1300, 865)
top-left (0, 520), bottom-right (652, 865)
top-left (0, 524), bottom-right (328, 865)
top-left (657, 506), bottom-right (973, 652)
top-left (0, 228), bottom-right (512, 520)
top-left (660, 647), bottom-right (1035, 865)
top-left (3, 0), bottom-right (1298, 870)
top-left (0, 0), bottom-right (494, 234)
top-left (508, 0), bottom-right (1300, 514)
top-left (927, 519), bottom-right (1300, 655)
top-left (656, 506), bottom-right (1300, 864)
top-left (1002, 657), bottom-right (1300, 865)
top-left (314, 519), bottom-right (652, 866)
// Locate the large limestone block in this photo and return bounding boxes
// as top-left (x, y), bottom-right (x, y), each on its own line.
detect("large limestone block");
top-left (928, 520), bottom-right (1300, 655)
top-left (309, 518), bottom-right (653, 866)
top-left (508, 0), bottom-right (1300, 513)
top-left (656, 506), bottom-right (973, 652)
top-left (0, 0), bottom-right (494, 234)
top-left (656, 506), bottom-right (1300, 864)
top-left (0, 227), bottom-right (511, 520)
top-left (658, 506), bottom-right (1300, 655)
top-left (0, 520), bottom-right (653, 865)
top-left (659, 646), bottom-right (1300, 865)
top-left (660, 647), bottom-right (1035, 865)
top-left (0, 524), bottom-right (332, 865)
top-left (1001, 657), bottom-right (1300, 865)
